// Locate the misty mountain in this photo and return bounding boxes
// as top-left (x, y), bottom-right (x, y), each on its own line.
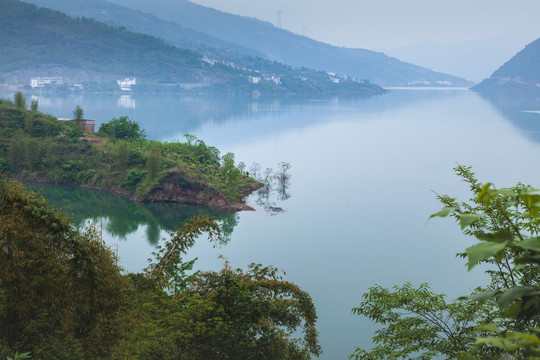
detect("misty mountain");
top-left (100, 0), bottom-right (473, 87)
top-left (383, 39), bottom-right (527, 83)
top-left (0, 0), bottom-right (226, 85)
top-left (21, 0), bottom-right (267, 60)
top-left (1, 0), bottom-right (384, 95)
top-left (473, 37), bottom-right (540, 93)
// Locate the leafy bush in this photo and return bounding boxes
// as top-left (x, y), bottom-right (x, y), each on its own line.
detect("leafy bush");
top-left (351, 166), bottom-right (540, 359)
top-left (98, 116), bottom-right (146, 140)
top-left (122, 169), bottom-right (143, 188)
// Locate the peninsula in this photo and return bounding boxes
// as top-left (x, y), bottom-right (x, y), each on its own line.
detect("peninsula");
top-left (0, 96), bottom-right (262, 211)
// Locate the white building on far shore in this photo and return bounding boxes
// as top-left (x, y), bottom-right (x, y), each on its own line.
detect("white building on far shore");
top-left (30, 76), bottom-right (63, 88)
top-left (117, 77), bottom-right (136, 91)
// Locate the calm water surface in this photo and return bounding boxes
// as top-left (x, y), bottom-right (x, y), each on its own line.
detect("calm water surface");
top-left (15, 89), bottom-right (540, 359)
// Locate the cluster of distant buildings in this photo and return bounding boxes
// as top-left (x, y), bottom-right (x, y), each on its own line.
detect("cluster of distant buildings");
top-left (407, 80), bottom-right (453, 86)
top-left (30, 76), bottom-right (63, 88)
top-left (326, 72), bottom-right (366, 84)
top-left (248, 74), bottom-right (281, 85)
top-left (202, 56), bottom-right (365, 86)
top-left (202, 56), bottom-right (283, 86)
top-left (28, 76), bottom-right (138, 91)
top-left (117, 77), bottom-right (136, 90)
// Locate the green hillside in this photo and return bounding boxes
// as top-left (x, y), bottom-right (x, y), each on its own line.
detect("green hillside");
top-left (473, 37), bottom-right (540, 93)
top-left (0, 0), bottom-right (212, 84)
top-left (2, 0), bottom-right (384, 95)
top-left (105, 0), bottom-right (473, 87)
top-left (0, 97), bottom-right (262, 209)
top-left (22, 0), bottom-right (266, 59)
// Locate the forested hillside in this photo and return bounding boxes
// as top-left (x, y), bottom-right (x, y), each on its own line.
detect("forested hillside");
top-left (474, 37), bottom-right (540, 93)
top-left (0, 94), bottom-right (262, 210)
top-left (104, 0), bottom-right (474, 87)
top-left (1, 0), bottom-right (385, 95)
top-left (22, 0), bottom-right (266, 59)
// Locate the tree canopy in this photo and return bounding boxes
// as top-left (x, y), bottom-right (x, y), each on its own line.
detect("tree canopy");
top-left (351, 166), bottom-right (540, 359)
top-left (0, 177), bottom-right (320, 359)
top-left (97, 116), bottom-right (146, 140)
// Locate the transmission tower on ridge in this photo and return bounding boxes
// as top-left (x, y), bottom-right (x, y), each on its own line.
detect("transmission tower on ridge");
top-left (277, 10), bottom-right (282, 28)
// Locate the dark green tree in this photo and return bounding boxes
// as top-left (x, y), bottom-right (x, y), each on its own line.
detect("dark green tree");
top-left (114, 140), bottom-right (129, 170)
top-left (73, 105), bottom-right (84, 122)
top-left (7, 129), bottom-right (27, 172)
top-left (98, 116), bottom-right (146, 140)
top-left (13, 92), bottom-right (26, 109)
top-left (0, 177), bottom-right (130, 359)
top-left (349, 283), bottom-right (499, 359)
top-left (30, 98), bottom-right (38, 112)
top-left (146, 147), bottom-right (161, 180)
top-left (139, 215), bottom-right (322, 360)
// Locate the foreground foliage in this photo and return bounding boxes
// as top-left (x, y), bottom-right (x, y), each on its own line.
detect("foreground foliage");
top-left (0, 176), bottom-right (128, 359)
top-left (0, 177), bottom-right (320, 359)
top-left (351, 166), bottom-right (540, 359)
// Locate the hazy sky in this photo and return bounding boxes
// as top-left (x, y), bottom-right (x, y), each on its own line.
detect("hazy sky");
top-left (189, 0), bottom-right (540, 50)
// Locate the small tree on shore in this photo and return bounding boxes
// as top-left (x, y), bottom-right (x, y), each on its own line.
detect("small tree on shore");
top-left (30, 99), bottom-right (39, 111)
top-left (14, 92), bottom-right (26, 109)
top-left (73, 105), bottom-right (84, 123)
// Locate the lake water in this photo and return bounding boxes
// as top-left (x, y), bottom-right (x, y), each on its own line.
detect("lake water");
top-left (11, 88), bottom-right (540, 359)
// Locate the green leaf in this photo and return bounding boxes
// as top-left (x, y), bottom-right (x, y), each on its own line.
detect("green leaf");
top-left (475, 230), bottom-right (513, 243)
top-left (477, 182), bottom-right (493, 207)
top-left (502, 301), bottom-right (523, 319)
top-left (497, 287), bottom-right (534, 309)
top-left (429, 207), bottom-right (456, 219)
top-left (458, 213), bottom-right (483, 230)
top-left (475, 336), bottom-right (509, 349)
top-left (496, 188), bottom-right (518, 196)
top-left (468, 290), bottom-right (498, 303)
top-left (477, 323), bottom-right (499, 332)
top-left (515, 237), bottom-right (540, 252)
top-left (466, 241), bottom-right (508, 270)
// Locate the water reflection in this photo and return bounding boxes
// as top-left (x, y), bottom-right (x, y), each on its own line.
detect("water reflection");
top-left (2, 91), bottom-right (452, 143)
top-left (250, 162), bottom-right (291, 215)
top-left (29, 183), bottom-right (238, 245)
top-left (117, 95), bottom-right (136, 109)
top-left (478, 92), bottom-right (540, 143)
top-left (30, 95), bottom-right (65, 109)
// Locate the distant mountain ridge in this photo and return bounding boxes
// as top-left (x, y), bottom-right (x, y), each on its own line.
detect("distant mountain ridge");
top-left (22, 0), bottom-right (267, 60)
top-left (1, 0), bottom-right (385, 95)
top-left (473, 37), bottom-right (540, 93)
top-left (383, 39), bottom-right (527, 83)
top-left (106, 0), bottom-right (473, 87)
top-left (25, 0), bottom-right (473, 87)
top-left (0, 0), bottom-right (219, 85)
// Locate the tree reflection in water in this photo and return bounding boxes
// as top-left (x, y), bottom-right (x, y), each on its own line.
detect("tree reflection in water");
top-left (28, 183), bottom-right (238, 245)
top-left (249, 162), bottom-right (291, 215)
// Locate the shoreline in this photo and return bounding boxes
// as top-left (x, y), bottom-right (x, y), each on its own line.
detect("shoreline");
top-left (19, 176), bottom-right (264, 212)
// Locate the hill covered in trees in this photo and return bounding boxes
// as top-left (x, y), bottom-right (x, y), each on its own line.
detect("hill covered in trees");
top-left (99, 0), bottom-right (473, 87)
top-left (473, 37), bottom-right (540, 93)
top-left (0, 94), bottom-right (262, 210)
top-left (1, 0), bottom-right (385, 95)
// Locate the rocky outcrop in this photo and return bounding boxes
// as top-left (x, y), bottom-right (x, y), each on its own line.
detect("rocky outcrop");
top-left (147, 173), bottom-right (263, 211)
top-left (19, 174), bottom-right (263, 212)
